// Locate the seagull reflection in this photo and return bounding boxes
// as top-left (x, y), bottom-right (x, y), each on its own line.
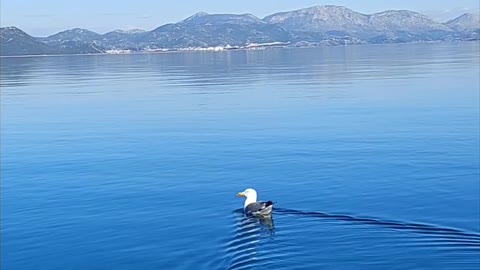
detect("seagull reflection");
top-left (257, 214), bottom-right (275, 236)
top-left (227, 210), bottom-right (275, 270)
top-left (234, 209), bottom-right (275, 236)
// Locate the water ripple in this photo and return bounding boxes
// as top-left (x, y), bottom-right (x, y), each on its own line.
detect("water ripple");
top-left (275, 208), bottom-right (480, 245)
top-left (223, 208), bottom-right (479, 270)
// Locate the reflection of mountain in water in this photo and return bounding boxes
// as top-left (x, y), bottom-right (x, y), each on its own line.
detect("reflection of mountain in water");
top-left (3, 43), bottom-right (478, 93)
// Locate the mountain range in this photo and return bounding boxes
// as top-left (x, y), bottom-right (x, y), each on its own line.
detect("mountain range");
top-left (1, 5), bottom-right (479, 56)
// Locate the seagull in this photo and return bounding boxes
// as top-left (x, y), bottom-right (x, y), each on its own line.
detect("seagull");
top-left (237, 188), bottom-right (273, 216)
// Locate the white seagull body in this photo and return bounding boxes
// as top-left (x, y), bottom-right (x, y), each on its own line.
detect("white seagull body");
top-left (237, 188), bottom-right (273, 216)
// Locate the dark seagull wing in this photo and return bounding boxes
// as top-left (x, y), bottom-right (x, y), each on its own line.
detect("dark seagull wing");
top-left (245, 201), bottom-right (274, 216)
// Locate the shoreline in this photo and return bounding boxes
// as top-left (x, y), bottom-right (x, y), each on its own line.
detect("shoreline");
top-left (1, 40), bottom-right (478, 58)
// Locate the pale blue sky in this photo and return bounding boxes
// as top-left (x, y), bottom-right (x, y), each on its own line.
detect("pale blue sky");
top-left (1, 0), bottom-right (479, 36)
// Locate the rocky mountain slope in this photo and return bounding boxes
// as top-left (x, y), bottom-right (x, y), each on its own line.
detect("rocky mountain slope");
top-left (446, 13), bottom-right (480, 31)
top-left (264, 6), bottom-right (452, 38)
top-left (1, 5), bottom-right (479, 56)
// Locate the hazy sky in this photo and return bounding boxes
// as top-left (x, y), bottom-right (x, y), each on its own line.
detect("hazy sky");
top-left (1, 0), bottom-right (479, 36)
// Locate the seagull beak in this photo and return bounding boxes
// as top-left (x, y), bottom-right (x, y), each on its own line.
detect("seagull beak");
top-left (237, 192), bottom-right (246, 197)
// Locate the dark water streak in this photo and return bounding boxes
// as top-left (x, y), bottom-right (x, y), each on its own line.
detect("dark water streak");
top-left (225, 208), bottom-right (480, 270)
top-left (274, 208), bottom-right (480, 244)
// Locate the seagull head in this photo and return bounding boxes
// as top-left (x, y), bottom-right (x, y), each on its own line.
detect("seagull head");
top-left (237, 188), bottom-right (257, 201)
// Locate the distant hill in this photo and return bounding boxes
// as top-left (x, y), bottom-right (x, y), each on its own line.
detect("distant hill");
top-left (40, 28), bottom-right (104, 54)
top-left (43, 28), bottom-right (102, 43)
top-left (1, 5), bottom-right (479, 56)
top-left (264, 5), bottom-right (371, 33)
top-left (0, 27), bottom-right (104, 55)
top-left (140, 13), bottom-right (290, 48)
top-left (446, 13), bottom-right (480, 31)
top-left (264, 6), bottom-right (452, 39)
top-left (1, 27), bottom-right (54, 56)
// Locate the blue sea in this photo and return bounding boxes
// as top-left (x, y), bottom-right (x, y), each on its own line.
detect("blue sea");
top-left (2, 42), bottom-right (480, 270)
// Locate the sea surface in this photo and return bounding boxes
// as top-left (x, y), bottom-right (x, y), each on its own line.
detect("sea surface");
top-left (1, 42), bottom-right (480, 270)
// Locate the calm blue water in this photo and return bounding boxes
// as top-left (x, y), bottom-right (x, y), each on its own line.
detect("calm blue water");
top-left (2, 43), bottom-right (480, 270)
